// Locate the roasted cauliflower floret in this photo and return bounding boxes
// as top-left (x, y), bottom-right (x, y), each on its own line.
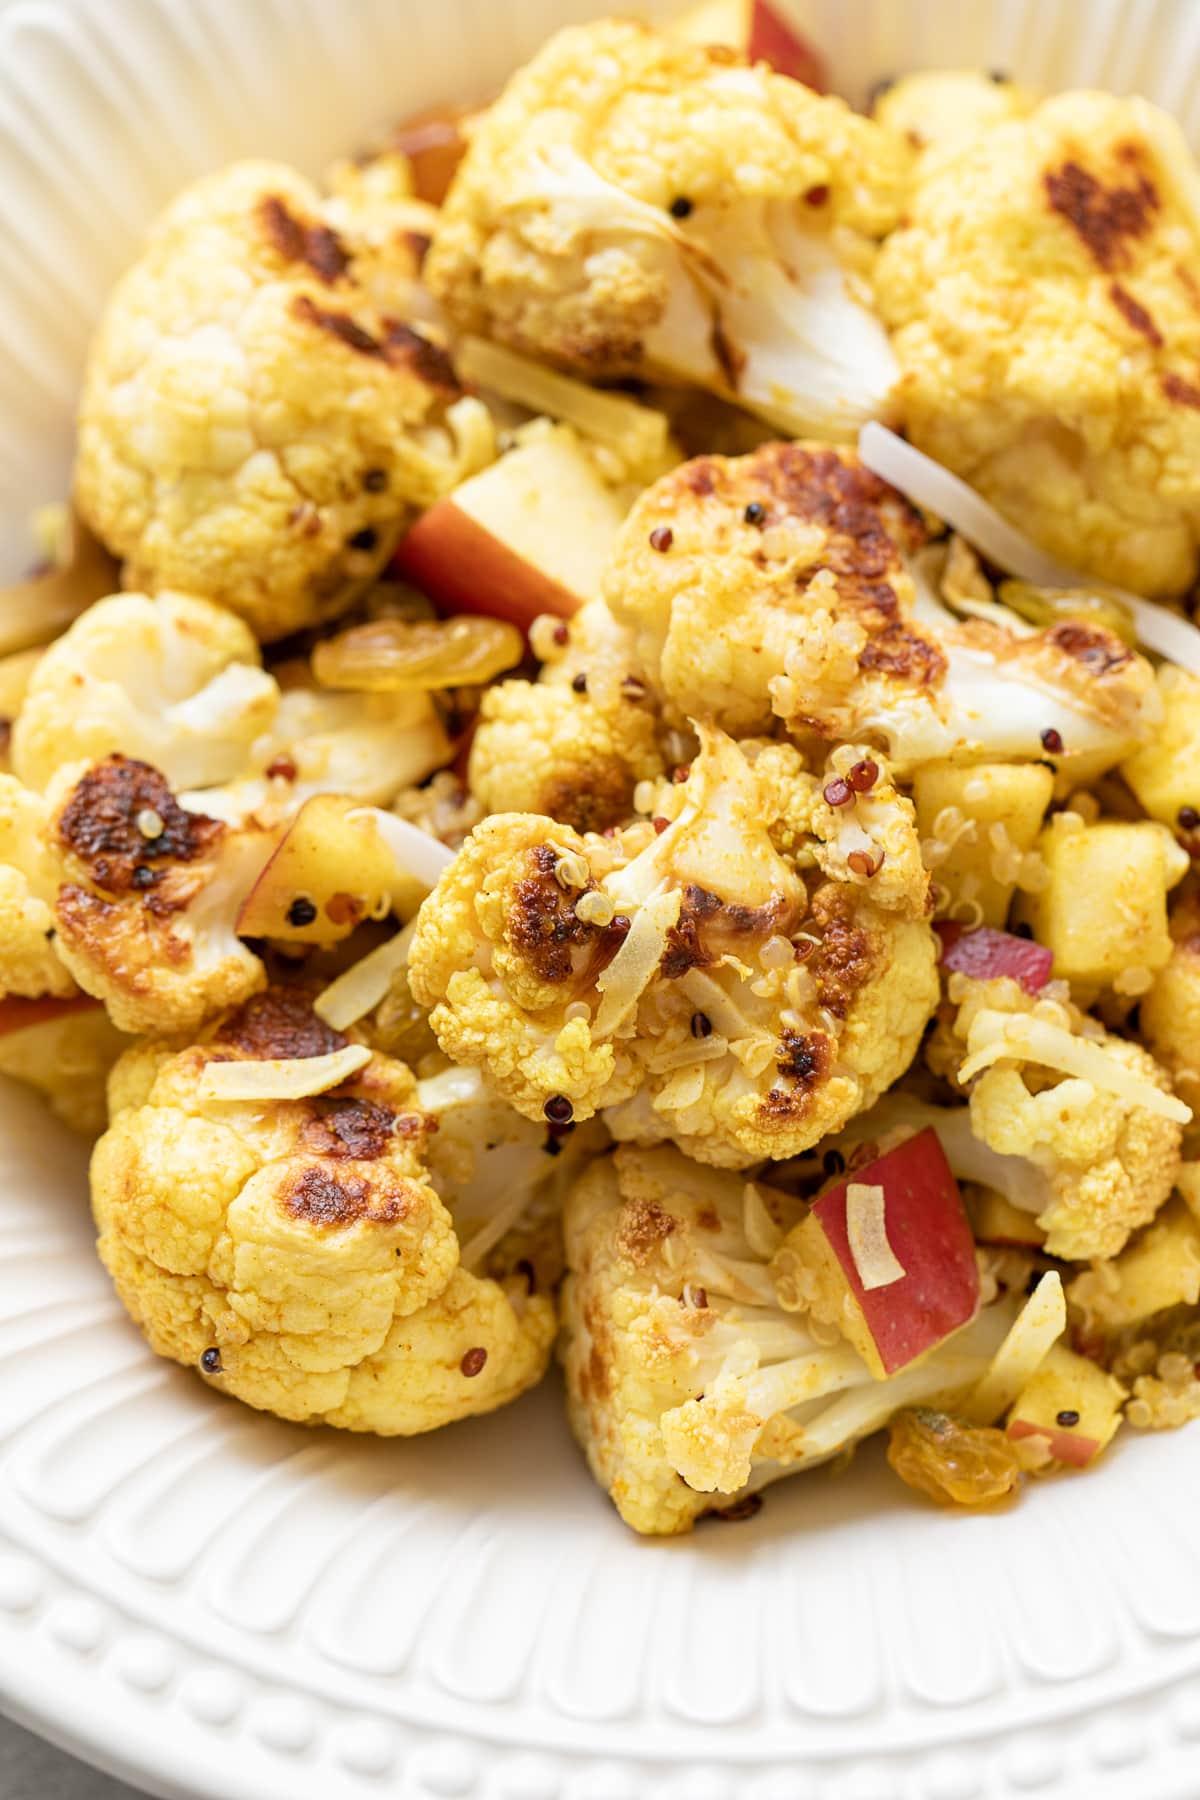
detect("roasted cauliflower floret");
top-left (427, 19), bottom-right (908, 438)
top-left (938, 975), bottom-right (1187, 1259)
top-left (45, 755), bottom-right (271, 1036)
top-left (469, 600), bottom-right (665, 832)
top-left (410, 724), bottom-right (937, 1165)
top-left (76, 159), bottom-right (476, 641)
top-left (92, 988), bottom-right (555, 1433)
top-left (11, 591), bottom-right (278, 794)
top-left (605, 441), bottom-right (1159, 773)
top-left (876, 91), bottom-right (1200, 597)
top-left (0, 774), bottom-right (76, 999)
top-left (0, 995), bottom-right (128, 1135)
top-left (560, 1144), bottom-right (1007, 1533)
top-left (1142, 883), bottom-right (1200, 1114)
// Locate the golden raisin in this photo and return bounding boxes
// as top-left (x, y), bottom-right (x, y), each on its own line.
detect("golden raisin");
top-left (886, 1407), bottom-right (1023, 1508)
top-left (312, 615), bottom-right (523, 692)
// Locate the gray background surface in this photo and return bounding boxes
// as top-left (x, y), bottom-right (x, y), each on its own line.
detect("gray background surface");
top-left (0, 1718), bottom-right (145, 1799)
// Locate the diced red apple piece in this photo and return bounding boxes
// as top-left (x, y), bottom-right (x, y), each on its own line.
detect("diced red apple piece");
top-left (393, 427), bottom-right (629, 631)
top-left (235, 796), bottom-right (426, 944)
top-left (747, 0), bottom-right (826, 88)
top-left (1007, 1344), bottom-right (1126, 1467)
top-left (967, 1188), bottom-right (1046, 1249)
top-left (935, 922), bottom-right (1053, 995)
top-left (389, 105), bottom-right (474, 206)
top-left (789, 1127), bottom-right (980, 1379)
top-left (0, 993), bottom-right (101, 1035)
top-left (1069, 1194), bottom-right (1200, 1333)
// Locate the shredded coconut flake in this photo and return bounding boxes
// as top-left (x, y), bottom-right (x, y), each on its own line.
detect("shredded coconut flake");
top-left (859, 423), bottom-right (1200, 675)
top-left (198, 1043), bottom-right (371, 1101)
top-left (350, 808), bottom-right (455, 890)
top-left (313, 920), bottom-right (417, 1030)
top-left (593, 887), bottom-right (681, 1037)
top-left (743, 1182), bottom-right (783, 1258)
top-left (845, 1182), bottom-right (905, 1291)
top-left (957, 1010), bottom-right (1191, 1122)
top-left (963, 1272), bottom-right (1065, 1424)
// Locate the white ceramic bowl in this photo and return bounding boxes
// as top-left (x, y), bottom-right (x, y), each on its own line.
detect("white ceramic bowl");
top-left (5, 4), bottom-right (1200, 1798)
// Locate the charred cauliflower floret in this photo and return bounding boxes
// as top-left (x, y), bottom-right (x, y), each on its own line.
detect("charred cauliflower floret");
top-left (92, 988), bottom-right (556, 1433)
top-left (76, 159), bottom-right (478, 641)
top-left (605, 441), bottom-right (1159, 774)
top-left (11, 591), bottom-right (278, 794)
top-left (469, 600), bottom-right (665, 832)
top-left (44, 755), bottom-right (271, 1036)
top-left (1142, 883), bottom-right (1200, 1115)
top-left (934, 975), bottom-right (1187, 1260)
top-left (410, 723), bottom-right (937, 1166)
top-left (427, 19), bottom-right (908, 438)
top-left (0, 995), bottom-right (128, 1136)
top-left (560, 1144), bottom-right (1006, 1534)
top-left (876, 91), bottom-right (1200, 598)
top-left (0, 775), bottom-right (77, 999)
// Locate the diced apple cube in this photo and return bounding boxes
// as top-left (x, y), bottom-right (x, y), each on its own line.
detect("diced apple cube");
top-left (747, 0), bottom-right (826, 87)
top-left (1007, 1343), bottom-right (1126, 1467)
top-left (235, 796), bottom-right (424, 944)
top-left (0, 993), bottom-right (101, 1035)
top-left (1017, 817), bottom-right (1188, 986)
top-left (785, 1127), bottom-right (980, 1379)
top-left (389, 106), bottom-right (473, 205)
top-left (1122, 667), bottom-right (1200, 828)
top-left (966, 1187), bottom-right (1046, 1248)
top-left (935, 923), bottom-right (1052, 994)
top-left (393, 425), bottom-right (629, 631)
top-left (914, 760), bottom-right (1053, 927)
top-left (1067, 1194), bottom-right (1200, 1333)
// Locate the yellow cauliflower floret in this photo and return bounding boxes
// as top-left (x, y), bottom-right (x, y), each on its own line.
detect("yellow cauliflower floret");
top-left (469, 599), bottom-right (665, 832)
top-left (876, 91), bottom-right (1200, 597)
top-left (948, 976), bottom-right (1185, 1259)
top-left (873, 71), bottom-right (1034, 170)
top-left (0, 995), bottom-right (128, 1136)
top-left (560, 1144), bottom-right (1008, 1534)
top-left (92, 987), bottom-right (555, 1432)
top-left (1142, 883), bottom-right (1200, 1114)
top-left (411, 724), bottom-right (937, 1166)
top-left (0, 774), bottom-right (76, 999)
top-left (45, 755), bottom-right (270, 1036)
top-left (11, 591), bottom-right (278, 795)
top-left (605, 441), bottom-right (1158, 774)
top-left (76, 159), bottom-right (475, 641)
top-left (428, 19), bottom-right (908, 438)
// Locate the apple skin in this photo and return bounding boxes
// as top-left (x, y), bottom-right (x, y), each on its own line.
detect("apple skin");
top-left (235, 796), bottom-right (422, 945)
top-left (393, 498), bottom-right (584, 633)
top-left (1005, 1344), bottom-right (1125, 1467)
top-left (390, 107), bottom-right (471, 206)
top-left (1007, 1419), bottom-right (1100, 1469)
top-left (393, 426), bottom-right (628, 633)
top-left (935, 922), bottom-right (1053, 995)
top-left (0, 993), bottom-right (101, 1035)
top-left (747, 0), bottom-right (826, 87)
top-left (805, 1127), bottom-right (980, 1379)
